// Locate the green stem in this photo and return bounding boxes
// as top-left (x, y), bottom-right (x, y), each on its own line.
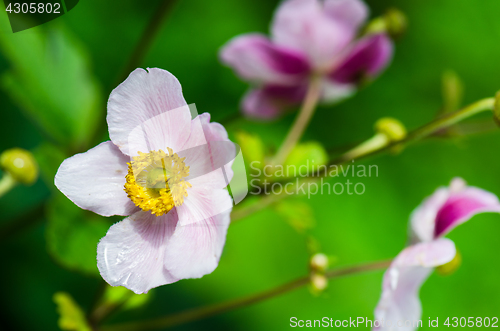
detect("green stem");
top-left (0, 172), bottom-right (16, 198)
top-left (319, 97), bottom-right (495, 176)
top-left (236, 97), bottom-right (496, 219)
top-left (272, 76), bottom-right (323, 166)
top-left (99, 260), bottom-right (391, 331)
top-left (118, 0), bottom-right (178, 84)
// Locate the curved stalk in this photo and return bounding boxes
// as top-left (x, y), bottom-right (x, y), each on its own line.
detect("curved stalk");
top-left (100, 260), bottom-right (391, 331)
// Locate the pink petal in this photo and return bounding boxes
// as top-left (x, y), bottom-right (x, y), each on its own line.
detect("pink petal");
top-left (271, 0), bottom-right (355, 69)
top-left (410, 178), bottom-right (500, 242)
top-left (434, 186), bottom-right (500, 238)
top-left (242, 85), bottom-right (307, 120)
top-left (107, 68), bottom-right (191, 156)
top-left (97, 210), bottom-right (179, 294)
top-left (220, 34), bottom-right (310, 85)
top-left (374, 239), bottom-right (456, 330)
top-left (164, 188), bottom-right (233, 279)
top-left (324, 0), bottom-right (369, 31)
top-left (331, 34), bottom-right (393, 84)
top-left (55, 141), bottom-right (138, 217)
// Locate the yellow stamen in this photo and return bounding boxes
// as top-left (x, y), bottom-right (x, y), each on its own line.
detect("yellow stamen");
top-left (124, 148), bottom-right (191, 216)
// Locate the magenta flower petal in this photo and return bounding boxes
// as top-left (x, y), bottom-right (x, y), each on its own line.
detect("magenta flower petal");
top-left (107, 68), bottom-right (190, 156)
top-left (220, 34), bottom-right (310, 85)
top-left (374, 239), bottom-right (456, 331)
top-left (97, 211), bottom-right (179, 294)
top-left (55, 141), bottom-right (139, 217)
top-left (242, 85), bottom-right (307, 119)
top-left (434, 186), bottom-right (500, 238)
top-left (331, 34), bottom-right (393, 84)
top-left (271, 0), bottom-right (355, 68)
top-left (165, 188), bottom-right (232, 279)
top-left (411, 178), bottom-right (500, 242)
top-left (324, 0), bottom-right (369, 31)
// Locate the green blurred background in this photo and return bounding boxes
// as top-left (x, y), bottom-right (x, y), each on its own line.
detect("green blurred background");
top-left (1, 0), bottom-right (499, 330)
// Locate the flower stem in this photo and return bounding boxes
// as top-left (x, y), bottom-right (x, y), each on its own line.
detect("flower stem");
top-left (235, 97), bottom-right (497, 220)
top-left (0, 172), bottom-right (16, 198)
top-left (272, 76), bottom-right (323, 166)
top-left (99, 260), bottom-right (391, 331)
top-left (118, 0), bottom-right (179, 84)
top-left (318, 97), bottom-right (496, 176)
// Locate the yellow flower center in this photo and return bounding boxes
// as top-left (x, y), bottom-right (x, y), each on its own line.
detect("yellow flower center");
top-left (124, 148), bottom-right (191, 216)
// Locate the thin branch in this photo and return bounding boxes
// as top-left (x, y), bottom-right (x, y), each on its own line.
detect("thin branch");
top-left (100, 260), bottom-right (391, 331)
top-left (118, 0), bottom-right (179, 84)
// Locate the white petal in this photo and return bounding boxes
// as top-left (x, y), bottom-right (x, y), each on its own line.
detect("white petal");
top-left (373, 239), bottom-right (456, 331)
top-left (164, 188), bottom-right (232, 279)
top-left (55, 141), bottom-right (138, 217)
top-left (107, 68), bottom-right (191, 155)
top-left (97, 210), bottom-right (179, 294)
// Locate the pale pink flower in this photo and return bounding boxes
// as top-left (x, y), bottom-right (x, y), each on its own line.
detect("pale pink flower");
top-left (55, 68), bottom-right (235, 294)
top-left (220, 0), bottom-right (393, 119)
top-left (374, 178), bottom-right (500, 330)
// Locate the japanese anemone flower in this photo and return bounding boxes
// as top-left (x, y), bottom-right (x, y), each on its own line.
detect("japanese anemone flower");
top-left (55, 68), bottom-right (235, 294)
top-left (373, 178), bottom-right (500, 330)
top-left (220, 0), bottom-right (393, 119)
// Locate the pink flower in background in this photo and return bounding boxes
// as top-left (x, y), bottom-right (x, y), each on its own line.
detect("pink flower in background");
top-left (55, 68), bottom-right (235, 294)
top-left (220, 0), bottom-right (393, 119)
top-left (374, 178), bottom-right (500, 330)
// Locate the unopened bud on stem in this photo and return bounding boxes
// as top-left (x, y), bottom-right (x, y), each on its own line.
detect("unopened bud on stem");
top-left (0, 148), bottom-right (38, 185)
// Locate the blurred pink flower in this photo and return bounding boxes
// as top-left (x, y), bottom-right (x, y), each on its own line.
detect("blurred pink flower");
top-left (55, 68), bottom-right (235, 294)
top-left (220, 0), bottom-right (393, 119)
top-left (374, 178), bottom-right (500, 330)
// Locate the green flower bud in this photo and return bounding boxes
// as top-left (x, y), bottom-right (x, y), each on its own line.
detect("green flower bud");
top-left (436, 250), bottom-right (461, 276)
top-left (374, 117), bottom-right (407, 142)
top-left (0, 148), bottom-right (38, 185)
top-left (310, 273), bottom-right (328, 293)
top-left (383, 8), bottom-right (408, 39)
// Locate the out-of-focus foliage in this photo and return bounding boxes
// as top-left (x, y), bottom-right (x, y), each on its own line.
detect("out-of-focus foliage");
top-left (274, 199), bottom-right (316, 233)
top-left (0, 4), bottom-right (102, 150)
top-left (102, 285), bottom-right (152, 311)
top-left (53, 292), bottom-right (92, 331)
top-left (283, 141), bottom-right (328, 176)
top-left (46, 194), bottom-right (109, 275)
top-left (235, 131), bottom-right (265, 177)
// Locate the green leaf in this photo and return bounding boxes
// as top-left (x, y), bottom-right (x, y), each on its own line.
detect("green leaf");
top-left (53, 292), bottom-right (92, 331)
top-left (46, 193), bottom-right (110, 276)
top-left (0, 9), bottom-right (102, 149)
top-left (283, 141), bottom-right (328, 177)
top-left (274, 199), bottom-right (316, 233)
top-left (234, 131), bottom-right (265, 176)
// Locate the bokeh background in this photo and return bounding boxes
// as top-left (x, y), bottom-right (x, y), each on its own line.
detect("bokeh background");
top-left (1, 0), bottom-right (500, 330)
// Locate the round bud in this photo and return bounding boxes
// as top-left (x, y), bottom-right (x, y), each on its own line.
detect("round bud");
top-left (384, 8), bottom-right (408, 39)
top-left (310, 273), bottom-right (328, 292)
top-left (436, 250), bottom-right (462, 276)
top-left (310, 253), bottom-right (329, 272)
top-left (374, 117), bottom-right (407, 142)
top-left (0, 148), bottom-right (38, 185)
